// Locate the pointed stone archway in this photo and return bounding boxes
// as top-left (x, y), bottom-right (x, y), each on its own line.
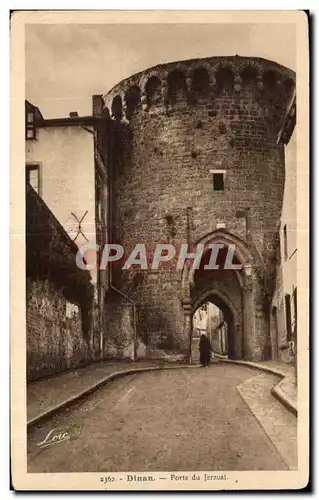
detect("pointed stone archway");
top-left (181, 230), bottom-right (269, 362)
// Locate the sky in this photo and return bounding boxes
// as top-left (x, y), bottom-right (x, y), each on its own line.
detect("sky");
top-left (25, 23), bottom-right (296, 118)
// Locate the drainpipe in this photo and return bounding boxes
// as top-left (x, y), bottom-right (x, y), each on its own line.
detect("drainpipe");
top-left (106, 121), bottom-right (137, 361)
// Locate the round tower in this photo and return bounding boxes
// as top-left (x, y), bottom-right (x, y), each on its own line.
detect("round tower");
top-left (103, 55), bottom-right (295, 362)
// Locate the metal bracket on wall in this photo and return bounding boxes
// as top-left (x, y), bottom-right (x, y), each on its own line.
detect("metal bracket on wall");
top-left (70, 210), bottom-right (89, 242)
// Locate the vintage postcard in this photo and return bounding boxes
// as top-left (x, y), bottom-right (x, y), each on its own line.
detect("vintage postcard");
top-left (11, 10), bottom-right (309, 491)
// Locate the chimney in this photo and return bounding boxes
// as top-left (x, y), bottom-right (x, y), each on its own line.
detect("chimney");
top-left (69, 111), bottom-right (78, 118)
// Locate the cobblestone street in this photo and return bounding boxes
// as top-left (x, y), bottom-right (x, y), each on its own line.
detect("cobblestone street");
top-left (27, 364), bottom-right (297, 473)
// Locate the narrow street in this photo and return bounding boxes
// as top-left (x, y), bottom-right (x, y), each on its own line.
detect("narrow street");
top-left (27, 364), bottom-right (296, 473)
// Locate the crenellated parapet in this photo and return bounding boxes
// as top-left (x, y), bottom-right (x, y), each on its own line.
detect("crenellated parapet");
top-left (103, 55), bottom-right (295, 134)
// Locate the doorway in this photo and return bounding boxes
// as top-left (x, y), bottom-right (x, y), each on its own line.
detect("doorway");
top-left (285, 294), bottom-right (292, 342)
top-left (271, 306), bottom-right (279, 360)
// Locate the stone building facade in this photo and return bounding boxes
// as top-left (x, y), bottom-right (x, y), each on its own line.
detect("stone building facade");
top-left (271, 92), bottom-right (297, 363)
top-left (25, 101), bottom-right (106, 284)
top-left (101, 55), bottom-right (296, 362)
top-left (25, 100), bottom-right (111, 358)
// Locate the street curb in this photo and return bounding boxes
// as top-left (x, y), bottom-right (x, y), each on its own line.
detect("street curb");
top-left (215, 356), bottom-right (298, 417)
top-left (214, 355), bottom-right (286, 377)
top-left (271, 380), bottom-right (298, 417)
top-left (27, 364), bottom-right (197, 429)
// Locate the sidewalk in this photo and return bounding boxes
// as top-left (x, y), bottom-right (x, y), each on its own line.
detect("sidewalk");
top-left (27, 359), bottom-right (182, 425)
top-left (239, 360), bottom-right (297, 410)
top-left (249, 360), bottom-right (297, 415)
top-left (215, 356), bottom-right (297, 415)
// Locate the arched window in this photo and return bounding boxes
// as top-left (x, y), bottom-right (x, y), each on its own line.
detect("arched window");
top-left (125, 86), bottom-right (141, 119)
top-left (145, 76), bottom-right (162, 105)
top-left (111, 95), bottom-right (123, 121)
top-left (215, 67), bottom-right (234, 93)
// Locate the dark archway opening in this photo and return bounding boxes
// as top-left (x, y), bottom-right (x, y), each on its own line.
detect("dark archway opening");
top-left (190, 243), bottom-right (245, 361)
top-left (191, 293), bottom-right (237, 364)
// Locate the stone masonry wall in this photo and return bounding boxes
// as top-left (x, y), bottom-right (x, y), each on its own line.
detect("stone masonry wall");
top-left (27, 278), bottom-right (89, 380)
top-left (103, 292), bottom-right (135, 359)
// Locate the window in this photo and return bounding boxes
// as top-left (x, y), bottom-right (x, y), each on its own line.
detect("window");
top-left (210, 169), bottom-right (226, 192)
top-left (283, 224), bottom-right (288, 260)
top-left (26, 164), bottom-right (40, 195)
top-left (213, 173), bottom-right (224, 191)
top-left (26, 110), bottom-right (36, 140)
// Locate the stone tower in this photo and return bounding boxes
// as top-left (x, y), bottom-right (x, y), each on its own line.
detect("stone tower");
top-left (103, 56), bottom-right (295, 362)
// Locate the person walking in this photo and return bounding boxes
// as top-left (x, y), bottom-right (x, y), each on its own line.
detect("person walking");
top-left (199, 333), bottom-right (212, 366)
